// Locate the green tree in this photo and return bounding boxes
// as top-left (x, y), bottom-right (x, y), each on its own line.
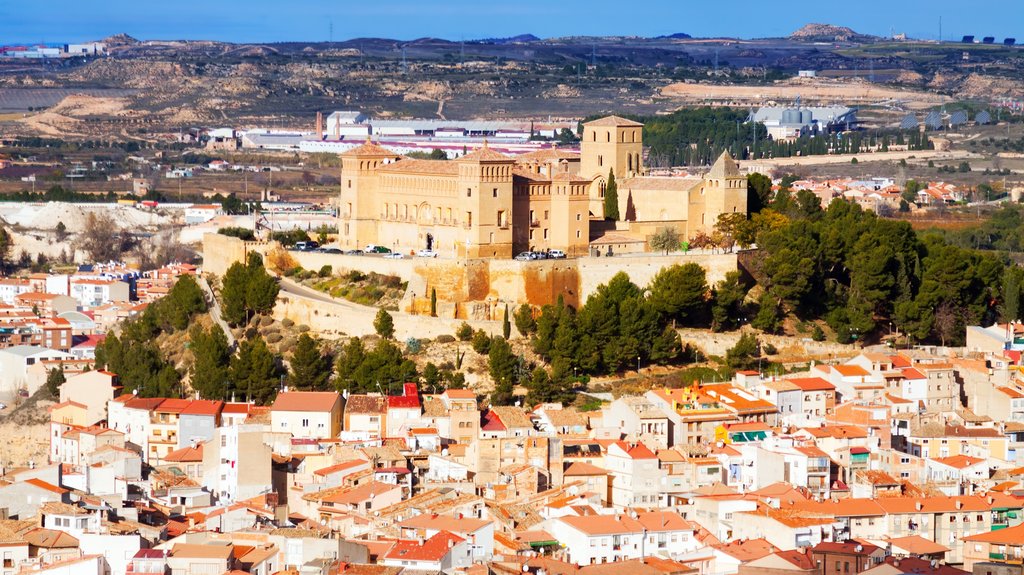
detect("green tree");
top-left (747, 172), bottom-right (773, 213)
top-left (430, 288), bottom-right (437, 317)
top-left (0, 227), bottom-right (11, 274)
top-left (488, 337), bottom-right (518, 405)
top-left (189, 324), bottom-right (231, 399)
top-left (711, 271), bottom-right (748, 332)
top-left (221, 193), bottom-right (245, 215)
top-left (422, 362), bottom-right (441, 391)
top-left (647, 263), bottom-right (708, 325)
top-left (514, 304), bottom-right (536, 336)
top-left (525, 367), bottom-right (575, 406)
top-left (455, 322), bottom-right (473, 341)
top-left (45, 366), bottom-right (66, 398)
top-left (472, 329), bottom-right (492, 354)
top-left (752, 293), bottom-right (782, 334)
top-left (230, 335), bottom-right (281, 405)
top-left (221, 252), bottom-right (279, 326)
top-left (55, 221), bottom-right (68, 242)
top-left (502, 305), bottom-right (511, 339)
top-left (725, 332), bottom-right (760, 369)
top-left (289, 333), bottom-right (331, 391)
top-left (604, 169), bottom-right (620, 220)
top-left (649, 227), bottom-right (681, 254)
top-left (374, 308), bottom-right (395, 339)
top-left (335, 338), bottom-right (417, 394)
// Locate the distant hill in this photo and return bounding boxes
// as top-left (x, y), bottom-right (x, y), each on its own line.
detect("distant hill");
top-left (789, 23), bottom-right (874, 43)
top-left (654, 33), bottom-right (692, 40)
top-left (470, 34), bottom-right (541, 45)
top-left (102, 33), bottom-right (138, 46)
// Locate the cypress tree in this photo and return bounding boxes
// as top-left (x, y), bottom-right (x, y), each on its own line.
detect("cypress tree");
top-left (604, 169), bottom-right (620, 221)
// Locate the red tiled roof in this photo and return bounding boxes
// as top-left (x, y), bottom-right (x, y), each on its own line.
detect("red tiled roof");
top-left (163, 445), bottom-right (203, 463)
top-left (787, 377), bottom-right (835, 391)
top-left (272, 392), bottom-right (341, 412)
top-left (384, 531), bottom-right (463, 562)
top-left (180, 400), bottom-right (224, 416)
top-left (25, 478), bottom-right (69, 495)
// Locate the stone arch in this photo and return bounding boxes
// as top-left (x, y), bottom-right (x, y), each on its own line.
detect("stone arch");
top-left (417, 202), bottom-right (433, 224)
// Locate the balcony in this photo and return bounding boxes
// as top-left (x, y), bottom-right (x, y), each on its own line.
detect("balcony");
top-left (990, 553), bottom-right (1006, 560)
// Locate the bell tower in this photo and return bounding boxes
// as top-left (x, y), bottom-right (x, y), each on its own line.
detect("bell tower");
top-left (579, 115), bottom-right (644, 181)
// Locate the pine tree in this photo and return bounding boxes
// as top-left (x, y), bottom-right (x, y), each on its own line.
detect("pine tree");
top-left (374, 308), bottom-right (395, 339)
top-left (230, 335), bottom-right (281, 405)
top-left (513, 304), bottom-right (536, 336)
top-left (502, 305), bottom-right (511, 339)
top-left (189, 324), bottom-right (231, 399)
top-left (604, 169), bottom-right (620, 221)
top-left (45, 366), bottom-right (66, 398)
top-left (488, 337), bottom-right (518, 405)
top-left (289, 333), bottom-right (331, 391)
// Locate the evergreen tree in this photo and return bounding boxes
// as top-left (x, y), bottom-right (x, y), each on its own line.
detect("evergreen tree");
top-left (746, 172), bottom-right (773, 213)
top-left (230, 335), bottom-right (281, 405)
top-left (604, 169), bottom-right (620, 221)
top-left (374, 308), bottom-right (395, 339)
top-left (488, 337), bottom-right (518, 406)
top-left (189, 324), bottom-right (231, 399)
top-left (289, 334), bottom-right (331, 391)
top-left (513, 304), bottom-right (536, 336)
top-left (525, 367), bottom-right (575, 406)
top-left (45, 365), bottom-right (66, 398)
top-left (502, 305), bottom-right (511, 339)
top-left (711, 271), bottom-right (748, 332)
top-left (220, 252), bottom-right (279, 327)
top-left (726, 332), bottom-right (761, 369)
top-left (647, 263), bottom-right (708, 325)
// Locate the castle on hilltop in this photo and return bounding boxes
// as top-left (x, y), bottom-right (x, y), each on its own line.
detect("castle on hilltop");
top-left (337, 116), bottom-right (747, 258)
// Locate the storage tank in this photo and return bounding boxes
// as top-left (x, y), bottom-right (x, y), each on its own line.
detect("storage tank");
top-left (781, 109), bottom-right (800, 124)
top-left (800, 110), bottom-right (813, 124)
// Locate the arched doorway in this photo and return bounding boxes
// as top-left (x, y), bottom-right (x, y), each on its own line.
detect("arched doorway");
top-left (425, 233), bottom-right (434, 250)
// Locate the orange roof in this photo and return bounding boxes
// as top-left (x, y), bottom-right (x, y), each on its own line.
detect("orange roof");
top-left (964, 522), bottom-right (1024, 544)
top-left (930, 455), bottom-right (985, 469)
top-left (313, 459), bottom-right (368, 477)
top-left (787, 377), bottom-right (835, 391)
top-left (564, 462), bottom-right (608, 476)
top-left (442, 389), bottom-right (476, 399)
top-left (180, 400), bottom-right (224, 416)
top-left (163, 445), bottom-right (203, 463)
top-left (834, 365), bottom-right (870, 377)
top-left (887, 535), bottom-right (949, 555)
top-left (399, 513), bottom-right (490, 533)
top-left (25, 478), bottom-right (69, 495)
top-left (384, 531), bottom-right (463, 562)
top-left (272, 392), bottom-right (341, 412)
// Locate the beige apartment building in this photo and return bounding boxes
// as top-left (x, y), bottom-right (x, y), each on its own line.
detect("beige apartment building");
top-left (336, 115), bottom-right (747, 258)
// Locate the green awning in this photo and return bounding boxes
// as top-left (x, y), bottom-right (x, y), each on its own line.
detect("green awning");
top-left (529, 541), bottom-right (559, 548)
top-left (1008, 511), bottom-right (1018, 518)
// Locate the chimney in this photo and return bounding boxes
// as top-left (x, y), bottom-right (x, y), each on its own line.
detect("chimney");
top-left (316, 112), bottom-right (323, 139)
top-left (334, 117), bottom-right (341, 139)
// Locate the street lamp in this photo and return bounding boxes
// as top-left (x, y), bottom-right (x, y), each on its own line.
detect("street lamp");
top-left (637, 356), bottom-right (641, 374)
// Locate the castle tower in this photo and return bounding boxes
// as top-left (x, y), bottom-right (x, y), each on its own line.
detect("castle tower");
top-left (456, 143), bottom-right (515, 258)
top-left (696, 150), bottom-right (747, 234)
top-left (338, 139), bottom-right (401, 248)
top-left (579, 116), bottom-right (644, 218)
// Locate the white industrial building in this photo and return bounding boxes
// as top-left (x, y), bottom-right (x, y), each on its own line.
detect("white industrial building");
top-left (751, 105), bottom-right (857, 140)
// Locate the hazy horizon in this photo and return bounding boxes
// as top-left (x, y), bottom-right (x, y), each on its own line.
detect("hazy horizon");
top-left (2, 0), bottom-right (1022, 46)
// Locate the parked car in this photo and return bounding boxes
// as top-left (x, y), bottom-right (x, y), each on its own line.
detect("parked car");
top-left (383, 252), bottom-right (405, 259)
top-left (548, 249), bottom-right (567, 259)
top-left (344, 249), bottom-right (364, 256)
top-left (321, 248), bottom-right (342, 254)
top-left (514, 252), bottom-right (535, 261)
top-left (416, 249), bottom-right (438, 258)
top-left (364, 245), bottom-right (392, 254)
top-left (0, 403), bottom-right (7, 410)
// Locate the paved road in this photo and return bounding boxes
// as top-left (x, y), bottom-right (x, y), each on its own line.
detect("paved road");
top-left (198, 276), bottom-right (236, 347)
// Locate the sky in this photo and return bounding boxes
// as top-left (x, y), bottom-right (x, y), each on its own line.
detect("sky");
top-left (2, 0), bottom-right (1022, 45)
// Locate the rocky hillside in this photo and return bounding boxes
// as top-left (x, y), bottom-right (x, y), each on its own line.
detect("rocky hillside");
top-left (789, 23), bottom-right (874, 43)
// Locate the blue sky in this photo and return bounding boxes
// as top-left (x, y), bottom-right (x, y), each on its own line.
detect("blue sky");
top-left (2, 0), bottom-right (1021, 44)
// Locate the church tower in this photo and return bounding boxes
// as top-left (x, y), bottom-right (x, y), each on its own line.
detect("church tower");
top-left (338, 139), bottom-right (400, 248)
top-left (580, 116), bottom-right (644, 218)
top-left (697, 150), bottom-right (748, 233)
